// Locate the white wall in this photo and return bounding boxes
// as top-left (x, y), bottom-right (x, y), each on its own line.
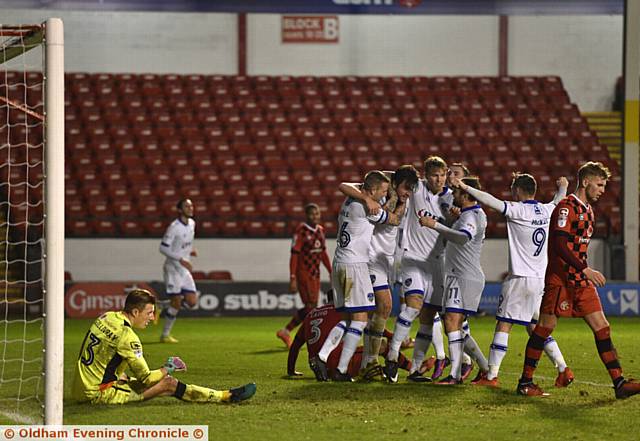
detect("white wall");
top-left (65, 238), bottom-right (607, 282)
top-left (509, 16), bottom-right (622, 110)
top-left (248, 15), bottom-right (499, 76)
top-left (3, 10), bottom-right (621, 109)
top-left (1, 9), bottom-right (237, 74)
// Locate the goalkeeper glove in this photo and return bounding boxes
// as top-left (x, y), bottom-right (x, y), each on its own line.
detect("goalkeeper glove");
top-left (164, 356), bottom-right (187, 374)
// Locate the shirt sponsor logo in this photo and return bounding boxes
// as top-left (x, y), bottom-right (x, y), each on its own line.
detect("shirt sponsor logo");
top-left (558, 208), bottom-right (569, 228)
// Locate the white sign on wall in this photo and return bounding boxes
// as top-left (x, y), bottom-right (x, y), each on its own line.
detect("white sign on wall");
top-left (282, 15), bottom-right (339, 43)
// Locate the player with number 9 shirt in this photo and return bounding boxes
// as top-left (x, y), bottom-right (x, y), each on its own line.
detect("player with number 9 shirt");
top-left (451, 172), bottom-right (571, 387)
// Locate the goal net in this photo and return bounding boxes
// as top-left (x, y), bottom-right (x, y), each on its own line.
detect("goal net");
top-left (0, 19), bottom-right (64, 425)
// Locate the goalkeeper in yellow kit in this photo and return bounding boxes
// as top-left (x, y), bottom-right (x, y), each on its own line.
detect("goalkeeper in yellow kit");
top-left (72, 288), bottom-right (256, 405)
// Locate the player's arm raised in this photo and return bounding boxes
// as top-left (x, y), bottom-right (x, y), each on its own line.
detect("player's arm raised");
top-left (450, 176), bottom-right (505, 213)
top-left (338, 182), bottom-right (381, 215)
top-left (551, 176), bottom-right (569, 205)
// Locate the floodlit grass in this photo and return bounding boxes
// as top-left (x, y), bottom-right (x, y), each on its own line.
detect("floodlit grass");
top-left (10, 315), bottom-right (640, 439)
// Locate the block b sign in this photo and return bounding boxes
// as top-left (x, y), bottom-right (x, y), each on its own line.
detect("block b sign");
top-left (282, 16), bottom-right (339, 43)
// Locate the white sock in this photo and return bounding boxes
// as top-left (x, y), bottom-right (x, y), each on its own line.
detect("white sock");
top-left (318, 321), bottom-right (347, 362)
top-left (162, 306), bottom-right (179, 337)
top-left (464, 333), bottom-right (489, 372)
top-left (543, 336), bottom-right (567, 373)
top-left (337, 321), bottom-right (367, 374)
top-left (488, 331), bottom-right (509, 380)
top-left (432, 315), bottom-right (446, 359)
top-left (410, 324), bottom-right (432, 373)
top-left (387, 306), bottom-right (420, 362)
top-left (447, 330), bottom-right (464, 380)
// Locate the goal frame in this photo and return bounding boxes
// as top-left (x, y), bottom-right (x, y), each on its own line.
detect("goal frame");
top-left (43, 17), bottom-right (65, 426)
top-left (3, 18), bottom-right (66, 425)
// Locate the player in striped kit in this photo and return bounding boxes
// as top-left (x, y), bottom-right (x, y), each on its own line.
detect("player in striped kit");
top-left (517, 162), bottom-right (640, 398)
top-left (310, 171), bottom-right (400, 382)
top-left (420, 176), bottom-right (488, 384)
top-left (158, 198), bottom-right (198, 343)
top-left (337, 165), bottom-right (420, 377)
top-left (453, 173), bottom-right (573, 388)
top-left (276, 203), bottom-right (332, 348)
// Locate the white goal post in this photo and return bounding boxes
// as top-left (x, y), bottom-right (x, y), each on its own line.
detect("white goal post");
top-left (44, 17), bottom-right (65, 426)
top-left (0, 18), bottom-right (64, 425)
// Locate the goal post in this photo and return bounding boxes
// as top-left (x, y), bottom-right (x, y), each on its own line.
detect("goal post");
top-left (0, 18), bottom-right (64, 425)
top-left (44, 17), bottom-right (65, 426)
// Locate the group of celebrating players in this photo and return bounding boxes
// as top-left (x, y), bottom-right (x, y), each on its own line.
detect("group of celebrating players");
top-left (282, 155), bottom-right (640, 399)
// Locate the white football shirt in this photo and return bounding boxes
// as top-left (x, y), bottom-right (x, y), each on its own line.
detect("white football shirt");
top-left (444, 205), bottom-right (486, 282)
top-left (160, 218), bottom-right (195, 268)
top-left (335, 197), bottom-right (388, 264)
top-left (369, 199), bottom-right (405, 259)
top-left (404, 181), bottom-right (453, 261)
top-left (503, 200), bottom-right (556, 278)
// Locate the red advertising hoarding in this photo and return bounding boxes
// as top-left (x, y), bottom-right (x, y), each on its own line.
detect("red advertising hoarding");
top-left (65, 282), bottom-right (158, 318)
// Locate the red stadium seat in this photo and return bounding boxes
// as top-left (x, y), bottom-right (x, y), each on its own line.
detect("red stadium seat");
top-left (207, 270), bottom-right (233, 281)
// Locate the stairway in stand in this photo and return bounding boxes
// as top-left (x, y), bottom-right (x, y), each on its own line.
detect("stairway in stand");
top-left (583, 111), bottom-right (622, 163)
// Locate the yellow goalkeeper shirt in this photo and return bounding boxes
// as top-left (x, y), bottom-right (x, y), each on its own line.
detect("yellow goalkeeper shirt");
top-left (72, 311), bottom-right (164, 401)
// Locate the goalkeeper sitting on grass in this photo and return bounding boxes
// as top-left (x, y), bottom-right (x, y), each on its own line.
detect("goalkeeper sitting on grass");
top-left (72, 288), bottom-right (256, 405)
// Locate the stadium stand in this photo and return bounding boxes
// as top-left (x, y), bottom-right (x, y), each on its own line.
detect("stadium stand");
top-left (1, 72), bottom-right (621, 239)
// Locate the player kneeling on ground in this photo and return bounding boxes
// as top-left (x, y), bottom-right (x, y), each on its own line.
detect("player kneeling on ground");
top-left (72, 288), bottom-right (256, 405)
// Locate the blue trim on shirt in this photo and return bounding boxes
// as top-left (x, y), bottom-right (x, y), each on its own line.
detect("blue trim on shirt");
top-left (160, 242), bottom-right (170, 247)
top-left (373, 284), bottom-right (390, 292)
top-left (376, 210), bottom-right (388, 224)
top-left (459, 229), bottom-right (473, 240)
top-left (502, 201), bottom-right (508, 216)
top-left (438, 186), bottom-right (449, 197)
top-left (522, 200), bottom-right (539, 204)
top-left (460, 204), bottom-right (482, 213)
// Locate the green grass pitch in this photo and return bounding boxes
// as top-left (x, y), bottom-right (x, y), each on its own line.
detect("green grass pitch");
top-left (9, 316), bottom-right (640, 440)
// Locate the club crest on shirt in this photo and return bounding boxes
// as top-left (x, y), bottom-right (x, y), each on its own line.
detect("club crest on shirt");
top-left (367, 292), bottom-right (375, 302)
top-left (404, 278), bottom-right (412, 287)
top-left (558, 208), bottom-right (569, 228)
top-left (560, 300), bottom-right (570, 311)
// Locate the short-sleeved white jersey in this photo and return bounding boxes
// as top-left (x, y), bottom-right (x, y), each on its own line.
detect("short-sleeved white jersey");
top-left (160, 218), bottom-right (195, 266)
top-left (335, 197), bottom-right (388, 264)
top-left (404, 181), bottom-right (453, 261)
top-left (369, 200), bottom-right (405, 260)
top-left (444, 205), bottom-right (486, 282)
top-left (503, 199), bottom-right (556, 278)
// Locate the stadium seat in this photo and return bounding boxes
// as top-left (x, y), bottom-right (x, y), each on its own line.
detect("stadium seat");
top-left (56, 72), bottom-right (607, 238)
top-left (207, 270), bottom-right (233, 281)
